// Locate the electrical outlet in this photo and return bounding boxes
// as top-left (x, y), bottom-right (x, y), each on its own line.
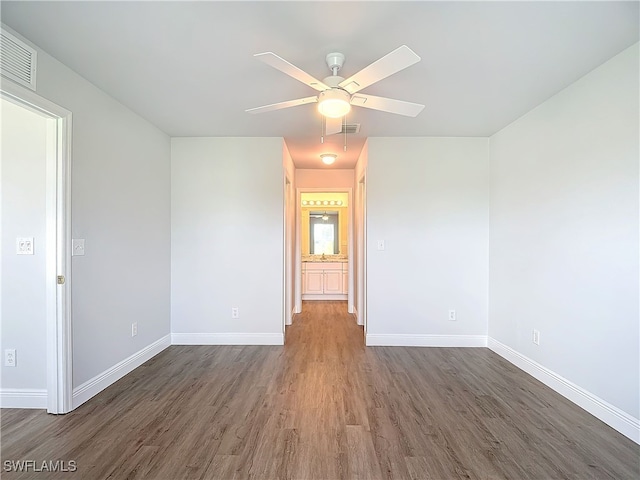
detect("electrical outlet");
top-left (231, 307), bottom-right (239, 319)
top-left (16, 238), bottom-right (34, 255)
top-left (5, 349), bottom-right (16, 367)
top-left (448, 310), bottom-right (457, 321)
top-left (533, 329), bottom-right (540, 345)
top-left (131, 322), bottom-right (138, 337)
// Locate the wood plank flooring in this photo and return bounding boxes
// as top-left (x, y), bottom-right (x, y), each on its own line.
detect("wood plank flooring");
top-left (2, 301), bottom-right (638, 479)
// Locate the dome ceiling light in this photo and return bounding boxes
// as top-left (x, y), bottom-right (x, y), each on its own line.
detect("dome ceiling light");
top-left (320, 153), bottom-right (337, 165)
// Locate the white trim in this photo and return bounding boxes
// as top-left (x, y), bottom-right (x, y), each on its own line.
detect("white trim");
top-left (1, 82), bottom-right (73, 414)
top-left (171, 333), bottom-right (284, 345)
top-left (72, 335), bottom-right (171, 409)
top-left (488, 337), bottom-right (640, 444)
top-left (366, 334), bottom-right (487, 347)
top-left (56, 111), bottom-right (73, 413)
top-left (0, 389), bottom-right (47, 409)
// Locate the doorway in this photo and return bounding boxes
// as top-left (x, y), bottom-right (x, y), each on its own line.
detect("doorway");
top-left (295, 188), bottom-right (354, 313)
top-left (1, 83), bottom-right (72, 413)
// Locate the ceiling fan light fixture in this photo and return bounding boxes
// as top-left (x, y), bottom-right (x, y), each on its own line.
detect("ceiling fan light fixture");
top-left (317, 89), bottom-right (351, 118)
top-left (320, 153), bottom-right (337, 165)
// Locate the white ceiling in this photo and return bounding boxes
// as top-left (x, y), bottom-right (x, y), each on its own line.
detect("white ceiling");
top-left (1, 1), bottom-right (638, 169)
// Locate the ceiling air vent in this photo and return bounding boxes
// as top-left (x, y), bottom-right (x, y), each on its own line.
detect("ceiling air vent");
top-left (341, 123), bottom-right (361, 134)
top-left (1, 29), bottom-right (37, 91)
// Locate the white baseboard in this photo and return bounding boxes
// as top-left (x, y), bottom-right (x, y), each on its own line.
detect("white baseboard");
top-left (72, 334), bottom-right (171, 409)
top-left (488, 337), bottom-right (640, 444)
top-left (171, 333), bottom-right (284, 345)
top-left (365, 334), bottom-right (487, 347)
top-left (0, 388), bottom-right (47, 409)
top-left (302, 294), bottom-right (348, 301)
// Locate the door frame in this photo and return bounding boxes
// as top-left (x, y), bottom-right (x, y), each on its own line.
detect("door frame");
top-left (283, 174), bottom-right (294, 328)
top-left (1, 82), bottom-right (73, 414)
top-left (295, 187), bottom-right (354, 314)
top-left (356, 174), bottom-right (367, 331)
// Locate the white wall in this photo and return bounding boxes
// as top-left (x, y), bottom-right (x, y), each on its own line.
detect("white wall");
top-left (366, 137), bottom-right (489, 345)
top-left (3, 26), bottom-right (172, 390)
top-left (295, 169), bottom-right (354, 188)
top-left (489, 44), bottom-right (639, 421)
top-left (171, 137), bottom-right (284, 344)
top-left (0, 99), bottom-right (48, 391)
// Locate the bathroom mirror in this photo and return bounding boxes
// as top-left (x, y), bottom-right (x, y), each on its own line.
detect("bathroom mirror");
top-left (309, 211), bottom-right (338, 254)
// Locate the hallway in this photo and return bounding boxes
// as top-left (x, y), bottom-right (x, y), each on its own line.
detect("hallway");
top-left (1, 301), bottom-right (637, 479)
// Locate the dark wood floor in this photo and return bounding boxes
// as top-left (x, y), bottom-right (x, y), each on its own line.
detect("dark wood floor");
top-left (2, 301), bottom-right (638, 479)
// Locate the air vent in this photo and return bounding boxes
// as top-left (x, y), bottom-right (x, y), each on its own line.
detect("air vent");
top-left (341, 123), bottom-right (361, 134)
top-left (1, 29), bottom-right (37, 91)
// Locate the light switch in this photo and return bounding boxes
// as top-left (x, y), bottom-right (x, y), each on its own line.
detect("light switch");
top-left (72, 239), bottom-right (85, 256)
top-left (17, 238), bottom-right (34, 255)
top-left (377, 240), bottom-right (385, 251)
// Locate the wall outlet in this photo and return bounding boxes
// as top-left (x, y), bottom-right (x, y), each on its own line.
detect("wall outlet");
top-left (448, 309), bottom-right (457, 321)
top-left (231, 307), bottom-right (239, 319)
top-left (16, 238), bottom-right (34, 255)
top-left (533, 329), bottom-right (540, 345)
top-left (131, 322), bottom-right (138, 337)
top-left (5, 349), bottom-right (16, 367)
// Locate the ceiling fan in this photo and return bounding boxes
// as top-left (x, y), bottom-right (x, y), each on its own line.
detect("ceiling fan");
top-left (246, 45), bottom-right (425, 135)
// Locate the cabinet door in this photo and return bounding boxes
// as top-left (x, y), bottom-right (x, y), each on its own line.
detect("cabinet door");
top-left (342, 271), bottom-right (348, 294)
top-left (305, 270), bottom-right (324, 294)
top-left (324, 270), bottom-right (342, 294)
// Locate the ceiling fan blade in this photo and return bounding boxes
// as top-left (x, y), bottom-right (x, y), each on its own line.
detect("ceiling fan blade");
top-left (325, 117), bottom-right (343, 136)
top-left (350, 94), bottom-right (424, 117)
top-left (338, 45), bottom-right (420, 94)
top-left (254, 52), bottom-right (330, 92)
top-left (246, 96), bottom-right (318, 115)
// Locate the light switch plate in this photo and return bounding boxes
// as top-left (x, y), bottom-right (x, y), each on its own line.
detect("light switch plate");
top-left (377, 240), bottom-right (385, 251)
top-left (17, 238), bottom-right (34, 255)
top-left (72, 239), bottom-right (85, 256)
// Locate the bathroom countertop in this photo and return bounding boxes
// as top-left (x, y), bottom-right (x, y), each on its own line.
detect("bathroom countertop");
top-left (302, 255), bottom-right (348, 263)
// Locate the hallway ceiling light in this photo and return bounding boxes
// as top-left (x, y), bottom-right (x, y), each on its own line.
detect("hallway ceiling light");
top-left (320, 153), bottom-right (337, 165)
